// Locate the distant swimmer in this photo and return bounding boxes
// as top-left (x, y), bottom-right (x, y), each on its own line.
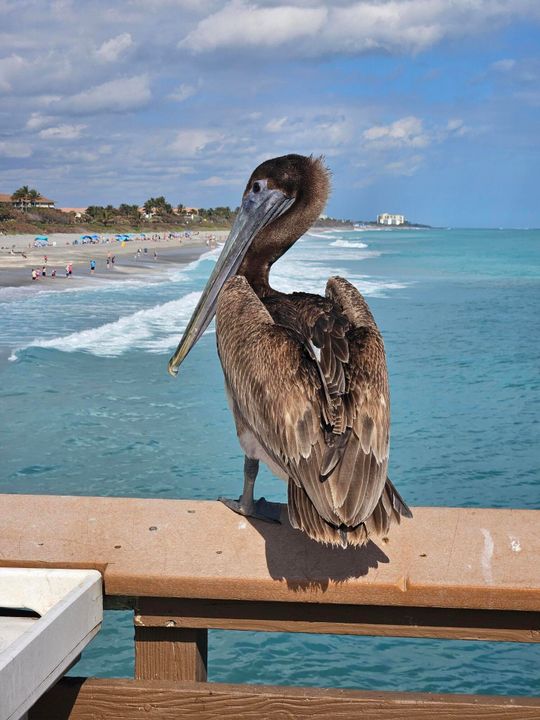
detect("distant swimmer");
top-left (90, 259), bottom-right (96, 274)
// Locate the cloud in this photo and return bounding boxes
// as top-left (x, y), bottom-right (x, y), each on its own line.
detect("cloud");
top-left (0, 54), bottom-right (27, 92)
top-left (58, 75), bottom-right (151, 114)
top-left (95, 33), bottom-right (133, 63)
top-left (198, 175), bottom-right (239, 186)
top-left (168, 82), bottom-right (197, 101)
top-left (180, 2), bottom-right (327, 51)
top-left (39, 123), bottom-right (86, 140)
top-left (0, 140), bottom-right (32, 158)
top-left (26, 112), bottom-right (54, 130)
top-left (491, 58), bottom-right (516, 73)
top-left (265, 116), bottom-right (288, 133)
top-left (169, 129), bottom-right (224, 156)
top-left (363, 116), bottom-right (430, 149)
top-left (383, 154), bottom-right (424, 176)
top-left (180, 0), bottom-right (540, 57)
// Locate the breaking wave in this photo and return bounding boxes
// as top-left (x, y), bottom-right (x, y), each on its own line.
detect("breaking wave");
top-left (330, 239), bottom-right (368, 249)
top-left (24, 292), bottom-right (203, 357)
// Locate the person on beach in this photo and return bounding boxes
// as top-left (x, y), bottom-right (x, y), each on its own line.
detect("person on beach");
top-left (111, 255), bottom-right (115, 268)
top-left (31, 269), bottom-right (37, 281)
top-left (43, 255), bottom-right (48, 264)
top-left (90, 259), bottom-right (96, 274)
top-left (153, 250), bottom-right (157, 261)
top-left (65, 263), bottom-right (69, 278)
top-left (51, 269), bottom-right (56, 279)
top-left (41, 266), bottom-right (46, 277)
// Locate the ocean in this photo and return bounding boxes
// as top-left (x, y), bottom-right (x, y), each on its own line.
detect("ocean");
top-left (1, 227), bottom-right (538, 694)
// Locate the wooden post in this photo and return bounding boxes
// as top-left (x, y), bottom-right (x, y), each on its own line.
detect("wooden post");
top-left (134, 597), bottom-right (208, 682)
top-left (134, 627), bottom-right (208, 682)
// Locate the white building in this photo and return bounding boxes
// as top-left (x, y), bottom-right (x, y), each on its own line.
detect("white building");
top-left (377, 213), bottom-right (406, 226)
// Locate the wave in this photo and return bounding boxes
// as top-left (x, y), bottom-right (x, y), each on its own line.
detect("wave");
top-left (330, 239), bottom-right (368, 249)
top-left (305, 231), bottom-right (333, 239)
top-left (13, 239), bottom-right (406, 360)
top-left (21, 291), bottom-right (204, 358)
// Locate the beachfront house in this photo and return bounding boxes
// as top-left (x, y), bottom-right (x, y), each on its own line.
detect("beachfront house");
top-left (377, 212), bottom-right (406, 226)
top-left (0, 192), bottom-right (56, 210)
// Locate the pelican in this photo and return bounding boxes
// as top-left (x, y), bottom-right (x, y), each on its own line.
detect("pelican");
top-left (169, 154), bottom-right (411, 547)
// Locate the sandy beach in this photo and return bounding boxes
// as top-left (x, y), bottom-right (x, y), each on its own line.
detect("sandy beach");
top-left (0, 230), bottom-right (229, 289)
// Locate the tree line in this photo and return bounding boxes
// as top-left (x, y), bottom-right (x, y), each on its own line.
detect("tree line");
top-left (5, 187), bottom-right (236, 226)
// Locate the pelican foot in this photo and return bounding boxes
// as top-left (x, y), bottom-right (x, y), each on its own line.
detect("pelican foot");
top-left (219, 496), bottom-right (282, 524)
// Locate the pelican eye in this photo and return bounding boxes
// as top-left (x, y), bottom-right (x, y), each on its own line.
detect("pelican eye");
top-left (253, 182), bottom-right (261, 193)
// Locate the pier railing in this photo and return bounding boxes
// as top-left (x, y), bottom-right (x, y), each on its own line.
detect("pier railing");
top-left (1, 494), bottom-right (539, 718)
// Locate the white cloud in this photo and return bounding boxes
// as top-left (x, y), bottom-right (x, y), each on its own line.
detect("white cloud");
top-left (169, 129), bottom-right (224, 156)
top-left (198, 175), bottom-right (238, 186)
top-left (383, 154), bottom-right (424, 176)
top-left (180, 0), bottom-right (540, 57)
top-left (180, 1), bottom-right (327, 51)
top-left (96, 33), bottom-right (133, 63)
top-left (363, 116), bottom-right (430, 149)
top-left (26, 112), bottom-right (54, 130)
top-left (265, 116), bottom-right (288, 133)
top-left (492, 58), bottom-right (516, 72)
top-left (39, 123), bottom-right (86, 140)
top-left (168, 83), bottom-right (197, 101)
top-left (0, 140), bottom-right (32, 158)
top-left (0, 54), bottom-right (27, 92)
top-left (59, 75), bottom-right (151, 114)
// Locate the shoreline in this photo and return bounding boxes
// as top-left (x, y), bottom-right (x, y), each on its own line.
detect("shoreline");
top-left (0, 231), bottom-right (228, 290)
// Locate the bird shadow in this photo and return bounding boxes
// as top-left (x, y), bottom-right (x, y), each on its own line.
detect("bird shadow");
top-left (246, 504), bottom-right (389, 593)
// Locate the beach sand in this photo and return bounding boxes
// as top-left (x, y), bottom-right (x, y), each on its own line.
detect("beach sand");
top-left (0, 231), bottom-right (228, 289)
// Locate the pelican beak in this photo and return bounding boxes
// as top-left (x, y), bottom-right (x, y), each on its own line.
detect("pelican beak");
top-left (168, 185), bottom-right (294, 376)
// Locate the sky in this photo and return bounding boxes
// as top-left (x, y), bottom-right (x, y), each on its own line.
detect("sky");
top-left (1, 0), bottom-right (540, 227)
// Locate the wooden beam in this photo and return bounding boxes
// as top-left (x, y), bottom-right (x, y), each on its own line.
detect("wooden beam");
top-left (135, 627), bottom-right (207, 682)
top-left (134, 597), bottom-right (540, 643)
top-left (30, 678), bottom-right (540, 719)
top-left (2, 495), bottom-right (539, 611)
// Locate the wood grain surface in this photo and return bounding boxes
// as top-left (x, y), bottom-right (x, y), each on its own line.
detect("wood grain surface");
top-left (30, 678), bottom-right (540, 719)
top-left (2, 494), bottom-right (539, 610)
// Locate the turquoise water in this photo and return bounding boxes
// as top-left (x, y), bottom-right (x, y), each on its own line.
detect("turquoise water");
top-left (1, 228), bottom-right (539, 694)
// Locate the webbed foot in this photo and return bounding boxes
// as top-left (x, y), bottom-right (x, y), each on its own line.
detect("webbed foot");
top-left (219, 496), bottom-right (282, 524)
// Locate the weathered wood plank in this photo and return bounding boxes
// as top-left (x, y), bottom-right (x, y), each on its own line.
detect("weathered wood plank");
top-left (30, 678), bottom-right (540, 719)
top-left (2, 494), bottom-right (539, 610)
top-left (134, 597), bottom-right (540, 642)
top-left (135, 627), bottom-right (207, 682)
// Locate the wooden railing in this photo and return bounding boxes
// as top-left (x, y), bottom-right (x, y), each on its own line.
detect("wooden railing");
top-left (1, 494), bottom-right (539, 719)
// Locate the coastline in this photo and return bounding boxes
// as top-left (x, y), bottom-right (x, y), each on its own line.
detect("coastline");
top-left (0, 231), bottom-right (228, 290)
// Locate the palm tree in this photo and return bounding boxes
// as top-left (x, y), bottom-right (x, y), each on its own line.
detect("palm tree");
top-left (11, 186), bottom-right (31, 210)
top-left (27, 189), bottom-right (40, 206)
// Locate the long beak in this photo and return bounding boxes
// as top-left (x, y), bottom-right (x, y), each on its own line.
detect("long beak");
top-left (168, 187), bottom-right (294, 376)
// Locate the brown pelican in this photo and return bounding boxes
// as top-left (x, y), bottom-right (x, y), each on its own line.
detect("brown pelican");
top-left (169, 154), bottom-right (411, 547)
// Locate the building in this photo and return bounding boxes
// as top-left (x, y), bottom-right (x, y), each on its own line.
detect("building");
top-left (377, 213), bottom-right (406, 226)
top-left (0, 192), bottom-right (56, 209)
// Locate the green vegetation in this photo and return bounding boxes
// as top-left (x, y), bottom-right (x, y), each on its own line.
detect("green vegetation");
top-left (1, 186), bottom-right (355, 234)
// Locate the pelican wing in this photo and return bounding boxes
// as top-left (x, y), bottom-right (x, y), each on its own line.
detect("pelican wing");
top-left (216, 274), bottom-right (410, 546)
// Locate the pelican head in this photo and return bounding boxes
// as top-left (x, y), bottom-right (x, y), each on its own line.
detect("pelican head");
top-left (168, 155), bottom-right (328, 376)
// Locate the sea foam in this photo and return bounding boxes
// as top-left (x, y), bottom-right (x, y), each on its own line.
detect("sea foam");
top-left (25, 291), bottom-right (203, 357)
top-left (330, 239), bottom-right (368, 249)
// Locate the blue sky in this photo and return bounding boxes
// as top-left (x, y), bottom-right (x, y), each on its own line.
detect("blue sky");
top-left (1, 1), bottom-right (539, 226)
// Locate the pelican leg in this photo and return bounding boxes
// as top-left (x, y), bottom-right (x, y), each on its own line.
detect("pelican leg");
top-left (219, 456), bottom-right (281, 523)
